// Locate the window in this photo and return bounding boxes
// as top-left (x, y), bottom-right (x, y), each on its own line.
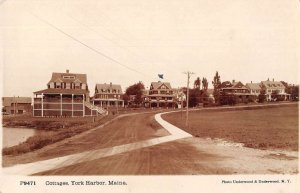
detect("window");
top-left (75, 82), bottom-right (80, 89)
top-left (49, 82), bottom-right (55, 88)
top-left (55, 83), bottom-right (61, 88)
top-left (63, 75), bottom-right (75, 79)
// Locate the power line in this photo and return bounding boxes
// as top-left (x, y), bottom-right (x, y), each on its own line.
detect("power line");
top-left (29, 12), bottom-right (147, 76)
top-left (61, 6), bottom-right (181, 77)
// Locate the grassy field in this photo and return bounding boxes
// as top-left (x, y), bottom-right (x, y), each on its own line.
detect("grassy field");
top-left (162, 104), bottom-right (299, 151)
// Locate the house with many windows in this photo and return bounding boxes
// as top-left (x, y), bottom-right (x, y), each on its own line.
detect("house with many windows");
top-left (260, 79), bottom-right (290, 101)
top-left (144, 81), bottom-right (175, 108)
top-left (92, 83), bottom-right (124, 108)
top-left (245, 82), bottom-right (262, 96)
top-left (33, 70), bottom-right (105, 117)
top-left (220, 80), bottom-right (251, 103)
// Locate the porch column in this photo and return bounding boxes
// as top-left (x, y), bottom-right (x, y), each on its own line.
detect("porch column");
top-left (122, 100), bottom-right (124, 107)
top-left (100, 101), bottom-right (102, 107)
top-left (41, 93), bottom-right (44, 117)
top-left (83, 94), bottom-right (85, 117)
top-left (91, 100), bottom-right (93, 116)
top-left (72, 94), bottom-right (74, 117)
top-left (60, 94), bottom-right (62, 116)
top-left (32, 94), bottom-right (35, 117)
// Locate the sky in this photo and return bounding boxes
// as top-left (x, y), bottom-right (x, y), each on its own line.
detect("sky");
top-left (1, 0), bottom-right (299, 97)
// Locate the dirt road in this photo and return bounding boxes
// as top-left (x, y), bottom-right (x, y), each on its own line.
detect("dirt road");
top-left (35, 137), bottom-right (298, 175)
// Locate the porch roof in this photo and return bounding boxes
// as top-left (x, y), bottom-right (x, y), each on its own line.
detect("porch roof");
top-left (34, 88), bottom-right (89, 95)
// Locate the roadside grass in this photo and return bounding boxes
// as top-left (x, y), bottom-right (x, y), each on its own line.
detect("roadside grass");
top-left (162, 104), bottom-right (299, 151)
top-left (2, 115), bottom-right (115, 156)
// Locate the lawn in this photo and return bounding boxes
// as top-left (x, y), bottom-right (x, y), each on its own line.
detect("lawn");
top-left (162, 104), bottom-right (299, 151)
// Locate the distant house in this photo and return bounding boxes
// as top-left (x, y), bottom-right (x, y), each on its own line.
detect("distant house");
top-left (92, 83), bottom-right (124, 108)
top-left (260, 79), bottom-right (290, 101)
top-left (200, 89), bottom-right (215, 105)
top-left (245, 82), bottom-right (262, 102)
top-left (220, 80), bottom-right (251, 103)
top-left (2, 97), bottom-right (31, 115)
top-left (245, 82), bottom-right (262, 96)
top-left (127, 95), bottom-right (137, 107)
top-left (33, 70), bottom-right (105, 117)
top-left (221, 81), bottom-right (250, 95)
top-left (144, 81), bottom-right (175, 108)
top-left (173, 88), bottom-right (186, 108)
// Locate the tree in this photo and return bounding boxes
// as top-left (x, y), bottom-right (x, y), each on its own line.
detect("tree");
top-left (202, 77), bottom-right (208, 90)
top-left (281, 81), bottom-right (299, 101)
top-left (212, 71), bottom-right (221, 105)
top-left (258, 89), bottom-right (267, 103)
top-left (194, 77), bottom-right (201, 89)
top-left (290, 85), bottom-right (299, 101)
top-left (188, 88), bottom-right (202, 107)
top-left (124, 82), bottom-right (145, 106)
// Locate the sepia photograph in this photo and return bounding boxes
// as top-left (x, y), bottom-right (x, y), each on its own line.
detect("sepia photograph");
top-left (0, 0), bottom-right (299, 192)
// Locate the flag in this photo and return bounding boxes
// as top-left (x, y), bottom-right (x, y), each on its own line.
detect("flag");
top-left (158, 74), bottom-right (164, 79)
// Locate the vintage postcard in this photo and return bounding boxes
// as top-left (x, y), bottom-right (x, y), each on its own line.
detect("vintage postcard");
top-left (0, 0), bottom-right (299, 193)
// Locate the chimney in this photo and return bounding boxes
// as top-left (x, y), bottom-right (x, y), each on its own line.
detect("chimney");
top-left (267, 78), bottom-right (269, 81)
top-left (251, 81), bottom-right (252, 83)
top-left (272, 78), bottom-right (274, 82)
top-left (66, 69), bottom-right (69, 73)
top-left (110, 82), bottom-right (112, 87)
top-left (232, 80), bottom-right (235, 83)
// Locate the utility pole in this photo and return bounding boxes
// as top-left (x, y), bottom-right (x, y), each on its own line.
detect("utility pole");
top-left (183, 71), bottom-right (195, 127)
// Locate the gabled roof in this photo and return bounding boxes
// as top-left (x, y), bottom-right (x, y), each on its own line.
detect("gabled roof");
top-left (2, 97), bottom-right (31, 106)
top-left (261, 80), bottom-right (285, 89)
top-left (34, 88), bottom-right (88, 95)
top-left (221, 81), bottom-right (248, 89)
top-left (95, 83), bottom-right (122, 93)
top-left (150, 82), bottom-right (172, 90)
top-left (232, 81), bottom-right (243, 88)
top-left (245, 83), bottom-right (261, 90)
top-left (48, 71), bottom-right (87, 84)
